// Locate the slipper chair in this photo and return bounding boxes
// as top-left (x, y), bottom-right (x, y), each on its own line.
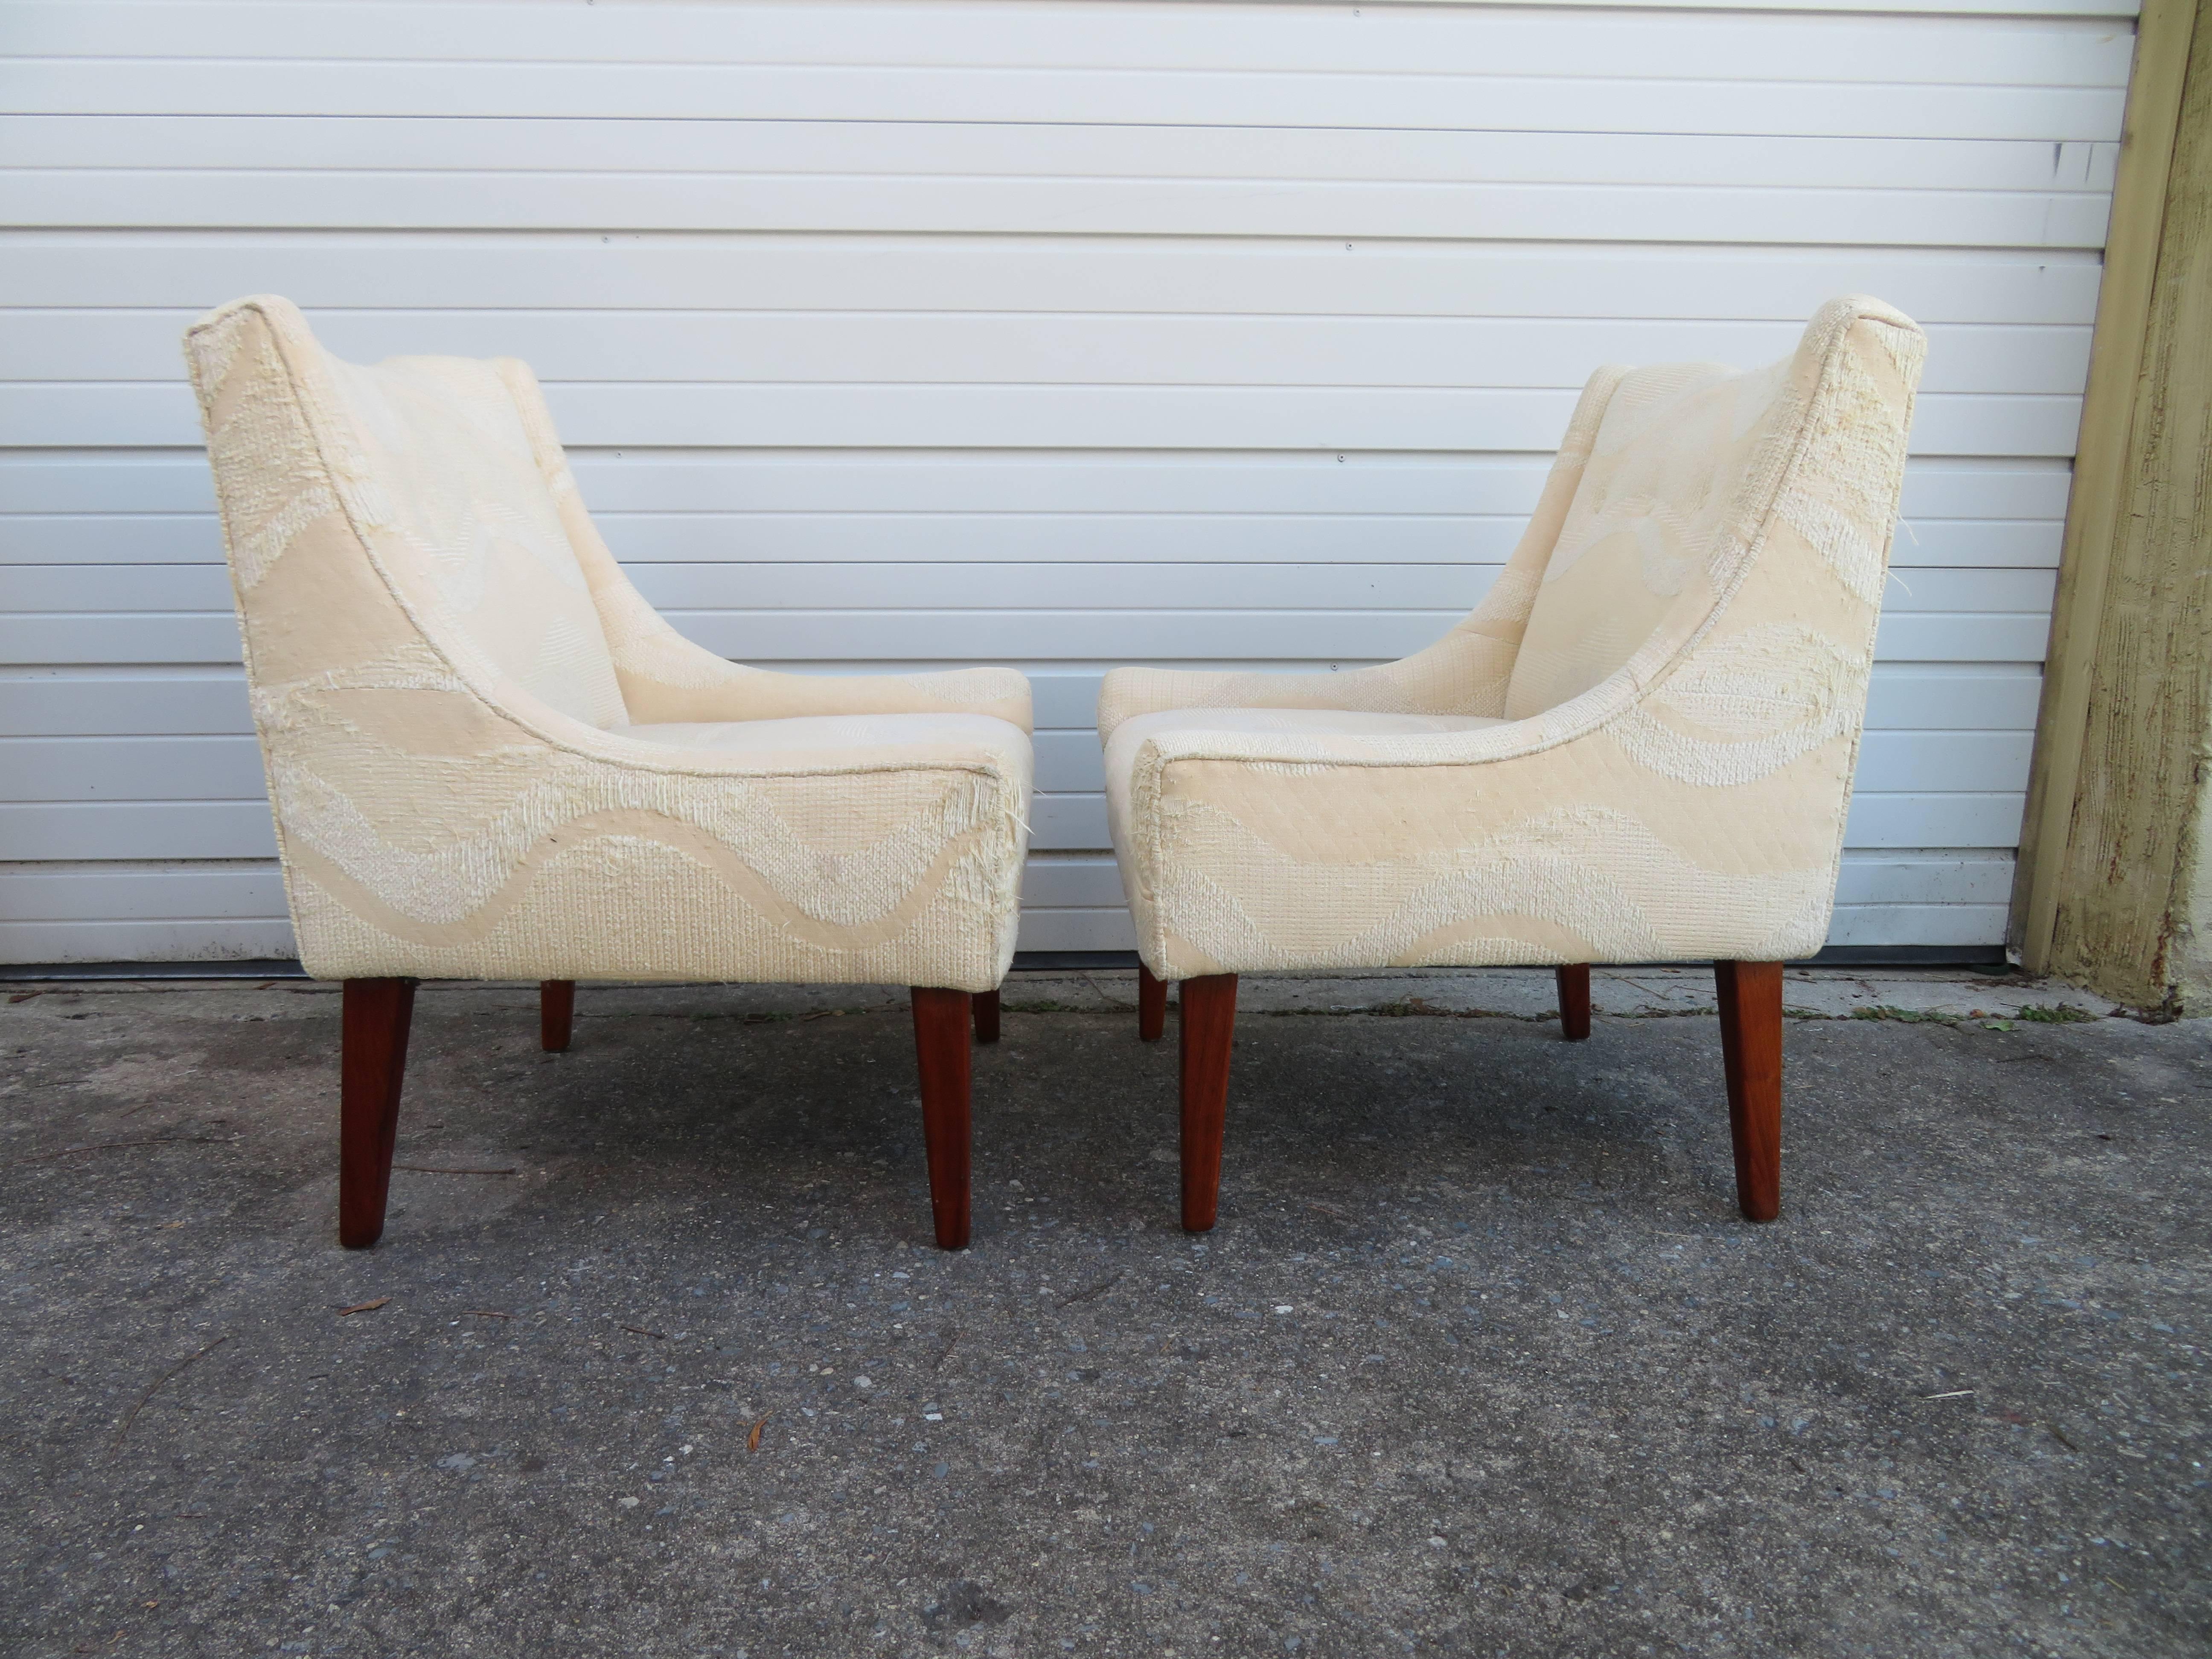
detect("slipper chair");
top-left (1098, 297), bottom-right (1924, 1229)
top-left (186, 297), bottom-right (1032, 1250)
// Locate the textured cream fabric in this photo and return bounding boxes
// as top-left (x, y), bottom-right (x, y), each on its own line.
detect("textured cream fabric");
top-left (322, 353), bottom-right (629, 729)
top-left (1095, 367), bottom-right (1624, 741)
top-left (186, 296), bottom-right (1032, 990)
top-left (1102, 297), bottom-right (1925, 977)
top-left (1505, 355), bottom-right (1796, 719)
top-left (1104, 708), bottom-right (1502, 867)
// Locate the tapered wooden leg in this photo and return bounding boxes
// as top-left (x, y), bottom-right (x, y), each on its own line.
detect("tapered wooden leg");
top-left (1714, 960), bottom-right (1784, 1222)
top-left (540, 979), bottom-right (575, 1052)
top-left (1556, 964), bottom-right (1592, 1041)
top-left (1138, 962), bottom-right (1167, 1042)
top-left (1178, 972), bottom-right (1238, 1232)
top-left (973, 987), bottom-right (1001, 1045)
top-left (910, 988), bottom-right (973, 1250)
top-left (340, 978), bottom-right (415, 1249)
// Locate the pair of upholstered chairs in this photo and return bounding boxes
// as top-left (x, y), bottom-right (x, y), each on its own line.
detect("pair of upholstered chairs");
top-left (187, 296), bottom-right (1924, 1253)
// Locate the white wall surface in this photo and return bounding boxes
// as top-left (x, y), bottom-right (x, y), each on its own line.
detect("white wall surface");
top-left (0, 0), bottom-right (2138, 963)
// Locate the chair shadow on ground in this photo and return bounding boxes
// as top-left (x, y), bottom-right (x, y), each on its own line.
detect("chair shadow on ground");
top-left (104, 987), bottom-right (1791, 1254)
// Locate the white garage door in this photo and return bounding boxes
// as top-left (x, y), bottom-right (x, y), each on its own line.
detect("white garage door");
top-left (0, 0), bottom-right (2136, 963)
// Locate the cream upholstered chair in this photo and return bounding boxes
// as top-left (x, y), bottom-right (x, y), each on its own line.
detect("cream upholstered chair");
top-left (185, 297), bottom-right (1032, 1251)
top-left (1099, 297), bottom-right (1925, 1230)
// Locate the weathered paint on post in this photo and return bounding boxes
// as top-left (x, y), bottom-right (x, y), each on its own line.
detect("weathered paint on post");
top-left (2015, 0), bottom-right (2212, 1011)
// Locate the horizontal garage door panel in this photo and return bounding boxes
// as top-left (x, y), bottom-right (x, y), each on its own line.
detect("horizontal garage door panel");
top-left (0, 117), bottom-right (2127, 194)
top-left (0, 511), bottom-right (2068, 573)
top-left (0, 235), bottom-right (2109, 325)
top-left (4, 562), bottom-right (2063, 617)
top-left (0, 452), bottom-right (2080, 521)
top-left (1, 65), bottom-right (2128, 141)
top-left (0, 384), bottom-right (2088, 457)
top-left (0, 313), bottom-right (2097, 394)
top-left (0, 176), bottom-right (2114, 249)
top-left (0, 3), bottom-right (2137, 71)
top-left (0, 609), bottom-right (2063, 669)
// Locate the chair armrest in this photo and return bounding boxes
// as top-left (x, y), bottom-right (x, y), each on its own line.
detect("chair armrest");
top-left (264, 677), bottom-right (1032, 988)
top-left (1118, 648), bottom-right (1860, 975)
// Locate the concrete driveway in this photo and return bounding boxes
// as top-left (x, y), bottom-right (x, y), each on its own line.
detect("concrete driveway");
top-left (2, 969), bottom-right (2204, 1656)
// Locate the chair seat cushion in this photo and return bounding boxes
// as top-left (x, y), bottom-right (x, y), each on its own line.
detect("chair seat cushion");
top-left (617, 711), bottom-right (1030, 772)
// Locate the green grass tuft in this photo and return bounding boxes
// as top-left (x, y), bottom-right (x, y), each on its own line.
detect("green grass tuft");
top-left (1850, 1004), bottom-right (1955, 1024)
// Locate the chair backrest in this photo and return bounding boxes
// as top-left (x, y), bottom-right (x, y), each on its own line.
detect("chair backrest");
top-left (187, 297), bottom-right (628, 730)
top-left (1502, 303), bottom-right (1914, 721)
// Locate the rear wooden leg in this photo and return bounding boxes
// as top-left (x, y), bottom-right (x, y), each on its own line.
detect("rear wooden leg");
top-left (540, 980), bottom-right (575, 1052)
top-left (1178, 972), bottom-right (1238, 1232)
top-left (1556, 964), bottom-right (1592, 1040)
top-left (911, 988), bottom-right (973, 1250)
top-left (1714, 960), bottom-right (1783, 1222)
top-left (973, 987), bottom-right (1001, 1045)
top-left (340, 978), bottom-right (415, 1249)
top-left (1138, 962), bottom-right (1167, 1042)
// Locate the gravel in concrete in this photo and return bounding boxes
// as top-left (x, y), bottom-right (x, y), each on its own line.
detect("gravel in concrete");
top-left (1, 972), bottom-right (2205, 1657)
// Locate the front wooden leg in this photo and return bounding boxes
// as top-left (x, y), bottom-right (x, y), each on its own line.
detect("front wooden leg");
top-left (1714, 960), bottom-right (1783, 1222)
top-left (910, 988), bottom-right (973, 1250)
top-left (340, 978), bottom-right (416, 1249)
top-left (1138, 962), bottom-right (1167, 1042)
top-left (973, 987), bottom-right (1001, 1045)
top-left (1178, 972), bottom-right (1238, 1232)
top-left (1556, 964), bottom-right (1591, 1040)
top-left (540, 980), bottom-right (575, 1052)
